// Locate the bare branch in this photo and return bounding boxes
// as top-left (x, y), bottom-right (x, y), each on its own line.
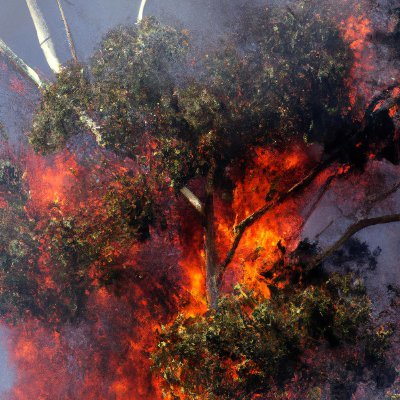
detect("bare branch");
top-left (0, 36), bottom-right (102, 147)
top-left (56, 0), bottom-right (79, 64)
top-left (293, 171), bottom-right (337, 241)
top-left (26, 0), bottom-right (62, 73)
top-left (310, 214), bottom-right (400, 269)
top-left (137, 0), bottom-right (148, 22)
top-left (363, 180), bottom-right (400, 216)
top-left (180, 187), bottom-right (204, 215)
top-left (315, 220), bottom-right (334, 239)
top-left (218, 156), bottom-right (335, 276)
top-left (0, 38), bottom-right (45, 89)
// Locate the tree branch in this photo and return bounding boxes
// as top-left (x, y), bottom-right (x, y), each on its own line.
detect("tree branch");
top-left (218, 156), bottom-right (336, 277)
top-left (315, 220), bottom-right (334, 239)
top-left (26, 0), bottom-right (62, 73)
top-left (292, 171), bottom-right (338, 241)
top-left (137, 0), bottom-right (148, 22)
top-left (310, 214), bottom-right (400, 269)
top-left (180, 187), bottom-right (204, 215)
top-left (76, 108), bottom-right (103, 145)
top-left (0, 39), bottom-right (103, 148)
top-left (56, 0), bottom-right (79, 64)
top-left (363, 180), bottom-right (400, 216)
top-left (0, 38), bottom-right (45, 89)
top-left (217, 98), bottom-right (400, 279)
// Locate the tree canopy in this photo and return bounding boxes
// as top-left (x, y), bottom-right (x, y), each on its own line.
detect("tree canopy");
top-left (29, 1), bottom-right (353, 189)
top-left (152, 265), bottom-right (395, 399)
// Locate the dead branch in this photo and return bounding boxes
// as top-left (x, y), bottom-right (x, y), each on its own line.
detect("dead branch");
top-left (310, 213), bottom-right (400, 269)
top-left (56, 0), bottom-right (79, 64)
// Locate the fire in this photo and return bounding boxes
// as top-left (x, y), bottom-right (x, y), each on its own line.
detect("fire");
top-left (25, 151), bottom-right (81, 214)
top-left (6, 141), bottom-right (310, 399)
top-left (176, 145), bottom-right (309, 310)
top-left (218, 146), bottom-right (308, 297)
top-left (3, 3), bottom-right (397, 398)
top-left (341, 14), bottom-right (374, 111)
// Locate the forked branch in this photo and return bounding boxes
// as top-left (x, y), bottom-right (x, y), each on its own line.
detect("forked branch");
top-left (310, 214), bottom-right (400, 269)
top-left (218, 155), bottom-right (337, 276)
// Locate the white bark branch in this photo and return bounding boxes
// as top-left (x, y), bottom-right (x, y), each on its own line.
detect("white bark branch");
top-left (180, 187), bottom-right (204, 214)
top-left (77, 109), bottom-right (103, 146)
top-left (26, 0), bottom-right (62, 73)
top-left (137, 0), bottom-right (148, 22)
top-left (0, 38), bottom-right (44, 89)
top-left (0, 37), bottom-right (102, 146)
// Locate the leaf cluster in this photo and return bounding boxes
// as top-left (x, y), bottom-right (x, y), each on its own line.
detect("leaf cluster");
top-left (29, 64), bottom-right (92, 154)
top-left (152, 271), bottom-right (392, 399)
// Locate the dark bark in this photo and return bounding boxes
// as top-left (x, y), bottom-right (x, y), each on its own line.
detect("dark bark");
top-left (204, 168), bottom-right (219, 309)
top-left (218, 155), bottom-right (337, 276)
top-left (310, 213), bottom-right (400, 269)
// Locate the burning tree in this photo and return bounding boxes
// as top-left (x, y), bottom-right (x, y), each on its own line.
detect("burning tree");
top-left (0, 0), bottom-right (399, 398)
top-left (26, 1), bottom-right (361, 309)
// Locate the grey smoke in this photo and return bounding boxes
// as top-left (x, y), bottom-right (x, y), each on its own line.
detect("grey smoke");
top-left (0, 0), bottom-right (399, 395)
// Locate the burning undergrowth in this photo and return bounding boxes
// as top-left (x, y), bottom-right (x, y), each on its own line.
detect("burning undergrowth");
top-left (0, 0), bottom-right (399, 399)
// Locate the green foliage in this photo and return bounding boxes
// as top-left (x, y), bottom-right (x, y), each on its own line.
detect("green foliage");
top-left (0, 159), bottom-right (42, 323)
top-left (29, 64), bottom-right (91, 154)
top-left (103, 173), bottom-right (155, 241)
top-left (152, 273), bottom-right (391, 399)
top-left (29, 171), bottom-right (154, 322)
top-left (90, 17), bottom-right (190, 153)
top-left (0, 201), bottom-right (40, 323)
top-left (0, 154), bottom-right (157, 324)
top-left (0, 159), bottom-right (23, 192)
top-left (193, 0), bottom-right (352, 149)
top-left (28, 1), bottom-right (352, 189)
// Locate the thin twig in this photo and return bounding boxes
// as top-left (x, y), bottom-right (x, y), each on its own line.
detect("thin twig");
top-left (56, 0), bottom-right (79, 64)
top-left (364, 180), bottom-right (400, 215)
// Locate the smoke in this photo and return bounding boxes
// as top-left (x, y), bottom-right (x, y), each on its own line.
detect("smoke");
top-left (0, 0), bottom-right (400, 398)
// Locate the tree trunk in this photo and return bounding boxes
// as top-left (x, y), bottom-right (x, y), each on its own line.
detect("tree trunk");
top-left (204, 170), bottom-right (219, 309)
